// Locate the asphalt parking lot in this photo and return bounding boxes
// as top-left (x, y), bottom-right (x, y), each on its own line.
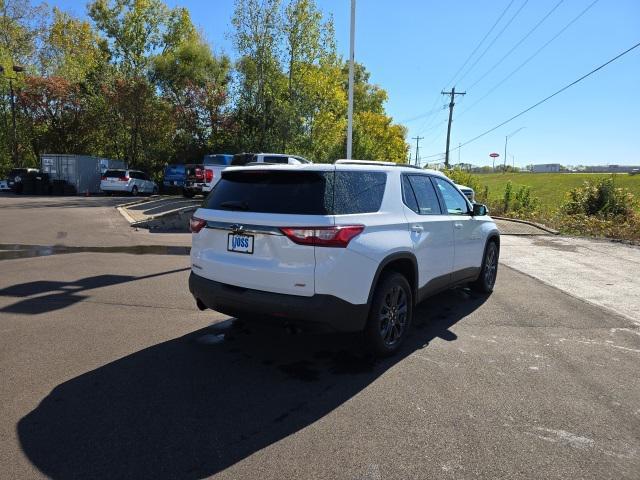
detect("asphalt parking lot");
top-left (1, 195), bottom-right (639, 479)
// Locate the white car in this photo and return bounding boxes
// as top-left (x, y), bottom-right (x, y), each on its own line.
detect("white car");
top-left (189, 160), bottom-right (499, 355)
top-left (456, 184), bottom-right (475, 203)
top-left (100, 169), bottom-right (157, 196)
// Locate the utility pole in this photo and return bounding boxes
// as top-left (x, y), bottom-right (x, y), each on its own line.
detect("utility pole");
top-left (0, 65), bottom-right (24, 167)
top-left (441, 87), bottom-right (465, 169)
top-left (504, 127), bottom-right (526, 174)
top-left (458, 142), bottom-right (461, 165)
top-left (346, 0), bottom-right (356, 159)
top-left (412, 136), bottom-right (423, 166)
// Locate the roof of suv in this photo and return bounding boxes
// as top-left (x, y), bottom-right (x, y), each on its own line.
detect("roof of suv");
top-left (223, 160), bottom-right (446, 177)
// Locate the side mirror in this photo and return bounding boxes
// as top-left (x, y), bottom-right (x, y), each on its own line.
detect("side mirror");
top-left (472, 203), bottom-right (488, 216)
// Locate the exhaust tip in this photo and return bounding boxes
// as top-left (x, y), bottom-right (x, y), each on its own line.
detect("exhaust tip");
top-left (196, 298), bottom-right (207, 311)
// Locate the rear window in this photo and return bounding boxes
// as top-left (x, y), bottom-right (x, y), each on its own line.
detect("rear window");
top-left (231, 154), bottom-right (256, 166)
top-left (204, 170), bottom-right (386, 215)
top-left (262, 155), bottom-right (289, 164)
top-left (203, 155), bottom-right (233, 166)
top-left (104, 170), bottom-right (126, 178)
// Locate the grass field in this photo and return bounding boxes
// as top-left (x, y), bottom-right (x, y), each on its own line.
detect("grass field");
top-left (476, 173), bottom-right (640, 211)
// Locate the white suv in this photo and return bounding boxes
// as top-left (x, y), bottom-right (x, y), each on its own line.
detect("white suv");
top-left (189, 160), bottom-right (499, 355)
top-left (100, 169), bottom-right (157, 196)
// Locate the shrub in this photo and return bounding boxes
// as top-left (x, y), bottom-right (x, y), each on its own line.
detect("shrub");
top-left (442, 169), bottom-right (482, 195)
top-left (562, 176), bottom-right (635, 218)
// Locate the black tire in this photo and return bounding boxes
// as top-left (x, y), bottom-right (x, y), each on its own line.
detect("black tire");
top-left (131, 185), bottom-right (138, 196)
top-left (471, 240), bottom-right (499, 293)
top-left (152, 186), bottom-right (158, 195)
top-left (364, 272), bottom-right (413, 356)
top-left (182, 189), bottom-right (194, 198)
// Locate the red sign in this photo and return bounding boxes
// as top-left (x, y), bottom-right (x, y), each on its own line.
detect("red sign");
top-left (489, 152), bottom-right (500, 158)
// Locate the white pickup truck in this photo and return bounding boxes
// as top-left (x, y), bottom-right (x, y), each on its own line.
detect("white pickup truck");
top-left (184, 153), bottom-right (312, 197)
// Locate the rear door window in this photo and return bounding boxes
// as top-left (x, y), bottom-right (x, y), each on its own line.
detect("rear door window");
top-left (401, 175), bottom-right (419, 213)
top-left (406, 175), bottom-right (442, 215)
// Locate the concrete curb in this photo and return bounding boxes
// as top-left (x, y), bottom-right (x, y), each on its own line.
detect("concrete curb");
top-left (493, 216), bottom-right (559, 235)
top-left (131, 205), bottom-right (198, 231)
top-left (116, 206), bottom-right (138, 225)
top-left (115, 197), bottom-right (157, 208)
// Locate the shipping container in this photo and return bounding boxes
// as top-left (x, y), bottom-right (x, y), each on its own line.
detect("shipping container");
top-left (40, 154), bottom-right (126, 194)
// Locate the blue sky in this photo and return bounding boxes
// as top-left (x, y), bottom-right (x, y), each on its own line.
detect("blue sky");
top-left (56, 0), bottom-right (640, 167)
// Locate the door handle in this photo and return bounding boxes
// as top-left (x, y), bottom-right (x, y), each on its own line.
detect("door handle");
top-left (410, 225), bottom-right (424, 233)
top-left (454, 223), bottom-right (463, 229)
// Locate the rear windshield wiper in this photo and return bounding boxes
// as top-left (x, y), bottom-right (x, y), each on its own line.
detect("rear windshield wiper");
top-left (219, 200), bottom-right (249, 211)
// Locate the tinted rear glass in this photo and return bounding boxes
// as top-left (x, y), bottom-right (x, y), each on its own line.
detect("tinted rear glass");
top-left (104, 170), bottom-right (126, 178)
top-left (263, 155), bottom-right (289, 164)
top-left (205, 171), bottom-right (329, 215)
top-left (231, 154), bottom-right (255, 166)
top-left (204, 155), bottom-right (233, 166)
top-left (204, 170), bottom-right (386, 215)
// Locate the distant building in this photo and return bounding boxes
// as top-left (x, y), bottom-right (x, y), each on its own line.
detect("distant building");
top-left (532, 163), bottom-right (561, 173)
top-left (583, 165), bottom-right (640, 173)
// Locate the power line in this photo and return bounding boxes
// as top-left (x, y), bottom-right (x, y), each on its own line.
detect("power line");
top-left (409, 1), bottom-right (515, 141)
top-left (399, 104), bottom-right (447, 123)
top-left (456, 0), bottom-right (530, 86)
top-left (458, 0), bottom-right (601, 118)
top-left (458, 41), bottom-right (640, 148)
top-left (423, 40), bottom-right (640, 157)
top-left (444, 0), bottom-right (517, 88)
top-left (466, 0), bottom-right (565, 91)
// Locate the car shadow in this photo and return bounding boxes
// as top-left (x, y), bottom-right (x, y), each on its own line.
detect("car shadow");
top-left (17, 288), bottom-right (487, 479)
top-left (0, 268), bottom-right (190, 315)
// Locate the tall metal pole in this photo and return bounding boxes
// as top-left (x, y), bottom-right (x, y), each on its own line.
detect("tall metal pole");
top-left (503, 135), bottom-right (508, 173)
top-left (504, 127), bottom-right (525, 174)
top-left (9, 77), bottom-right (18, 168)
top-left (346, 0), bottom-right (356, 159)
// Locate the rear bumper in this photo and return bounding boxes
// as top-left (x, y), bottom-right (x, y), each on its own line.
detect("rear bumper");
top-left (189, 272), bottom-right (369, 332)
top-left (100, 183), bottom-right (130, 192)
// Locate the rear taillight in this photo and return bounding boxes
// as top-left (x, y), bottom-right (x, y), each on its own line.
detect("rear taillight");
top-left (100, 176), bottom-right (106, 181)
top-left (205, 169), bottom-right (213, 183)
top-left (118, 176), bottom-right (129, 182)
top-left (280, 225), bottom-right (364, 248)
top-left (195, 168), bottom-right (204, 181)
top-left (190, 217), bottom-right (207, 233)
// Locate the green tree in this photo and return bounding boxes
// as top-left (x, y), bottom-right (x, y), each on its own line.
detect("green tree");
top-left (152, 31), bottom-right (232, 161)
top-left (231, 0), bottom-right (284, 151)
top-left (39, 8), bottom-right (108, 82)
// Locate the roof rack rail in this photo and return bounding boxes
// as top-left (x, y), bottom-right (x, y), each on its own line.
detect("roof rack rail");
top-left (334, 159), bottom-right (422, 169)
